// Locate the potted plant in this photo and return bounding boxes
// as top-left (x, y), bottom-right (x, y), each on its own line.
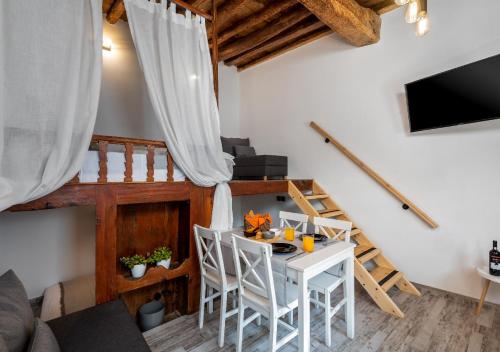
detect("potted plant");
top-left (120, 254), bottom-right (148, 279)
top-left (148, 247), bottom-right (172, 269)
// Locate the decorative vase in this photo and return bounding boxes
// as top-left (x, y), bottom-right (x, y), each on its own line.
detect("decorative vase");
top-left (156, 259), bottom-right (171, 270)
top-left (131, 264), bottom-right (146, 278)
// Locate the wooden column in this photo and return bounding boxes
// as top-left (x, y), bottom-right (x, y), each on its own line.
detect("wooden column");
top-left (95, 189), bottom-right (118, 304)
top-left (211, 0), bottom-right (219, 102)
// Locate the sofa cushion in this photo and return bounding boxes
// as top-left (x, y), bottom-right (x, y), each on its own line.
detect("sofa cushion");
top-left (27, 318), bottom-right (60, 352)
top-left (221, 137), bottom-right (249, 156)
top-left (233, 145), bottom-right (256, 157)
top-left (47, 300), bottom-right (150, 352)
top-left (234, 155), bottom-right (287, 167)
top-left (0, 270), bottom-right (34, 352)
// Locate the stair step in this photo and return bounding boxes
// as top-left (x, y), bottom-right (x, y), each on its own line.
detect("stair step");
top-left (318, 209), bottom-right (344, 218)
top-left (351, 228), bottom-right (361, 236)
top-left (370, 266), bottom-right (404, 292)
top-left (305, 194), bottom-right (329, 200)
top-left (354, 245), bottom-right (381, 263)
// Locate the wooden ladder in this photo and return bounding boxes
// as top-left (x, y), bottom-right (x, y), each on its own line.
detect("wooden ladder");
top-left (288, 180), bottom-right (421, 318)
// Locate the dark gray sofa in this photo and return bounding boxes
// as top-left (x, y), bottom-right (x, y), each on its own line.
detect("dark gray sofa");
top-left (0, 269), bottom-right (150, 352)
top-left (221, 137), bottom-right (288, 180)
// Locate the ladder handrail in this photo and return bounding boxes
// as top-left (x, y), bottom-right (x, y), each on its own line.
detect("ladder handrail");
top-left (309, 121), bottom-right (438, 229)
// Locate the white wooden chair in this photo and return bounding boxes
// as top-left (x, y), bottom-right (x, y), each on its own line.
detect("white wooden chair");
top-left (193, 225), bottom-right (238, 348)
top-left (308, 217), bottom-right (353, 347)
top-left (279, 211), bottom-right (309, 233)
top-left (231, 235), bottom-right (299, 352)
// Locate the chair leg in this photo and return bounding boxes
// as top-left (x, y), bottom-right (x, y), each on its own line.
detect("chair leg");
top-left (232, 291), bottom-right (238, 309)
top-left (269, 315), bottom-right (278, 352)
top-left (198, 281), bottom-right (206, 329)
top-left (218, 290), bottom-right (228, 348)
top-left (324, 289), bottom-right (331, 347)
top-left (314, 290), bottom-right (320, 309)
top-left (236, 300), bottom-right (245, 352)
top-left (256, 314), bottom-right (262, 326)
top-left (208, 287), bottom-right (214, 313)
top-left (288, 310), bottom-right (294, 325)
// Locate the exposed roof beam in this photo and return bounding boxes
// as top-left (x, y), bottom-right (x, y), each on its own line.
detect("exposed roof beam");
top-left (237, 26), bottom-right (332, 71)
top-left (206, 0), bottom-right (249, 35)
top-left (217, 0), bottom-right (298, 45)
top-left (107, 0), bottom-right (125, 24)
top-left (297, 0), bottom-right (381, 46)
top-left (371, 0), bottom-right (399, 14)
top-left (219, 6), bottom-right (311, 61)
top-left (102, 0), bottom-right (115, 14)
top-left (226, 18), bottom-right (324, 67)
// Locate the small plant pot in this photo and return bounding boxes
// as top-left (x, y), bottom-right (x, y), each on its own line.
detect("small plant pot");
top-left (131, 264), bottom-right (146, 279)
top-left (156, 259), bottom-right (171, 269)
top-left (139, 299), bottom-right (165, 331)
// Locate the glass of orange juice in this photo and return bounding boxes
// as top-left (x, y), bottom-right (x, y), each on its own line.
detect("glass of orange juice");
top-left (284, 227), bottom-right (295, 241)
top-left (303, 234), bottom-right (315, 252)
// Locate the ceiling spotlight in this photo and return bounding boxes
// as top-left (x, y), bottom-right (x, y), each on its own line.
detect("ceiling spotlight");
top-left (394, 0), bottom-right (410, 6)
top-left (416, 13), bottom-right (430, 36)
top-left (102, 36), bottom-right (113, 51)
top-left (405, 0), bottom-right (421, 24)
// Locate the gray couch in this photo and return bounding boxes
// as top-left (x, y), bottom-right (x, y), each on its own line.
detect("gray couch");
top-left (221, 137), bottom-right (288, 180)
top-left (0, 270), bottom-right (150, 352)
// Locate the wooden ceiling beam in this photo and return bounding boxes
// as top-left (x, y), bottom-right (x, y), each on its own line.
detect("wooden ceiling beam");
top-left (237, 26), bottom-right (332, 71)
top-left (219, 6), bottom-right (311, 61)
top-left (297, 0), bottom-right (381, 46)
top-left (206, 0), bottom-right (250, 35)
top-left (225, 17), bottom-right (324, 67)
top-left (107, 0), bottom-right (125, 24)
top-left (102, 0), bottom-right (115, 14)
top-left (217, 0), bottom-right (297, 46)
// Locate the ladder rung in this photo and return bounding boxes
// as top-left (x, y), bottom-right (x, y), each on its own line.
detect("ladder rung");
top-left (320, 210), bottom-right (344, 218)
top-left (355, 246), bottom-right (380, 264)
top-left (305, 194), bottom-right (329, 200)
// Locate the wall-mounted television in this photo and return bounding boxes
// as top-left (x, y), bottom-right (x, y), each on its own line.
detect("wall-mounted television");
top-left (405, 54), bottom-right (500, 132)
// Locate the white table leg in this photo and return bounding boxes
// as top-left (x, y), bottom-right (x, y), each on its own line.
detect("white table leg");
top-left (345, 254), bottom-right (355, 339)
top-left (298, 271), bottom-right (310, 352)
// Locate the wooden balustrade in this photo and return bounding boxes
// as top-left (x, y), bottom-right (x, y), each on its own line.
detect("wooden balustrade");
top-left (70, 135), bottom-right (176, 184)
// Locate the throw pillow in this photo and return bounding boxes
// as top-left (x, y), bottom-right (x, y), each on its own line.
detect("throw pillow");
top-left (233, 145), bottom-right (256, 157)
top-left (220, 137), bottom-right (250, 156)
top-left (27, 318), bottom-right (60, 352)
top-left (0, 270), bottom-right (34, 352)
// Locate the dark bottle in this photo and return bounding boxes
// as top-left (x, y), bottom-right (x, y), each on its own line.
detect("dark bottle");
top-left (490, 240), bottom-right (500, 276)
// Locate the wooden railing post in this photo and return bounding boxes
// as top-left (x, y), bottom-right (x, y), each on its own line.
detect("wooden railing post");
top-left (146, 145), bottom-right (155, 182)
top-left (309, 121), bottom-right (438, 229)
top-left (98, 141), bottom-right (108, 184)
top-left (124, 143), bottom-right (133, 182)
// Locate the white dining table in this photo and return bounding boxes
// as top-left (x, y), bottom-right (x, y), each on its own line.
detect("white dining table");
top-left (220, 228), bottom-right (356, 352)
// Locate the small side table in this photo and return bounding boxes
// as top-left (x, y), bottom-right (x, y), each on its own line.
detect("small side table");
top-left (476, 266), bottom-right (500, 315)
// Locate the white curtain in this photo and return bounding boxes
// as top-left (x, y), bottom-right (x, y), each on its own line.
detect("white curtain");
top-left (0, 0), bottom-right (102, 211)
top-left (125, 0), bottom-right (234, 230)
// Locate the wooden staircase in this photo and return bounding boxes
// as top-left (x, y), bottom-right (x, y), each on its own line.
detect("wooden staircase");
top-left (288, 180), bottom-right (421, 318)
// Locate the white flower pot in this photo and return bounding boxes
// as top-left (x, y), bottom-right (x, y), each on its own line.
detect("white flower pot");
top-left (157, 259), bottom-right (171, 270)
top-left (131, 264), bottom-right (146, 278)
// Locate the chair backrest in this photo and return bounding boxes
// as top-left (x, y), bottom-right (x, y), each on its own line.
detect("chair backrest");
top-left (193, 225), bottom-right (227, 285)
top-left (231, 235), bottom-right (277, 311)
top-left (279, 211), bottom-right (309, 233)
top-left (312, 217), bottom-right (352, 242)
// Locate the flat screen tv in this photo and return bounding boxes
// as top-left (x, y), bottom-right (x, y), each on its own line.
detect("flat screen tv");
top-left (405, 54), bottom-right (500, 132)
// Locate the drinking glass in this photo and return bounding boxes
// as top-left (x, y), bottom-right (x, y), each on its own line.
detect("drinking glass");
top-left (303, 234), bottom-right (315, 252)
top-left (284, 227), bottom-right (295, 241)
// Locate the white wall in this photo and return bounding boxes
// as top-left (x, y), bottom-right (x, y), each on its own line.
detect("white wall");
top-left (0, 20), bottom-right (241, 298)
top-left (238, 0), bottom-right (500, 303)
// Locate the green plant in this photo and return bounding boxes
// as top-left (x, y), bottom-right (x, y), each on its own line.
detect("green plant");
top-left (148, 247), bottom-right (172, 263)
top-left (120, 254), bottom-right (147, 270)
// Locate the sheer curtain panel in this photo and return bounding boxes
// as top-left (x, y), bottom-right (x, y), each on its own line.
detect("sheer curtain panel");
top-left (0, 0), bottom-right (102, 211)
top-left (125, 0), bottom-right (234, 230)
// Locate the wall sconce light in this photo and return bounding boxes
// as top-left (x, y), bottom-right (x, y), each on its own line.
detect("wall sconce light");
top-left (102, 36), bottom-right (113, 51)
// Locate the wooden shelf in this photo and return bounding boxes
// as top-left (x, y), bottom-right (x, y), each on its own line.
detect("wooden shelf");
top-left (116, 259), bottom-right (191, 294)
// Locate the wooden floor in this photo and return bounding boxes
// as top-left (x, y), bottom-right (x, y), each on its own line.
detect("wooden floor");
top-left (144, 284), bottom-right (500, 352)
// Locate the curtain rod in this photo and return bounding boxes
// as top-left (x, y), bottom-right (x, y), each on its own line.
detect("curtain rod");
top-left (170, 0), bottom-right (213, 21)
